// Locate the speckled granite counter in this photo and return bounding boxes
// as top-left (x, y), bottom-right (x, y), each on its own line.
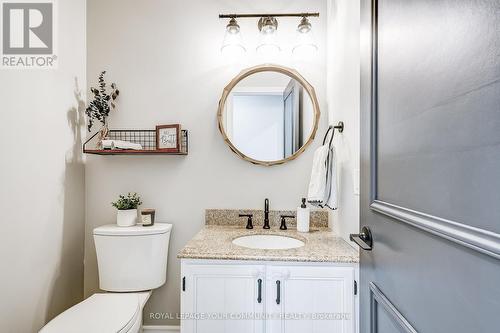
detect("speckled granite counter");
top-left (178, 225), bottom-right (359, 263)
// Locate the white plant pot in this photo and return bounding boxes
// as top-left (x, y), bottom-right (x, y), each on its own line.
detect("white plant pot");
top-left (117, 209), bottom-right (137, 227)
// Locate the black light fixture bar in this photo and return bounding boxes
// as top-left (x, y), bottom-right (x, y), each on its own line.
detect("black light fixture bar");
top-left (219, 13), bottom-right (319, 19)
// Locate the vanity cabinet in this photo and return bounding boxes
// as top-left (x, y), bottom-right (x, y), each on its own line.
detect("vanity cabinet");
top-left (266, 265), bottom-right (355, 333)
top-left (181, 263), bottom-right (266, 333)
top-left (181, 260), bottom-right (356, 333)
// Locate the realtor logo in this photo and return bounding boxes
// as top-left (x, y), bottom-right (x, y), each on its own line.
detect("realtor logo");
top-left (1, 0), bottom-right (57, 68)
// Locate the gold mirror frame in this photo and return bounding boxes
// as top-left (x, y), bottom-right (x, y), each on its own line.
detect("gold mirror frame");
top-left (217, 64), bottom-right (321, 166)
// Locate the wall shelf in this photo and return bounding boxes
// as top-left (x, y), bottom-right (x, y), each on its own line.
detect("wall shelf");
top-left (83, 149), bottom-right (188, 156)
top-left (83, 129), bottom-right (189, 156)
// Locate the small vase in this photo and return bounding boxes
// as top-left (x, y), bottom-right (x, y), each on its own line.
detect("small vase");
top-left (96, 124), bottom-right (109, 149)
top-left (117, 209), bottom-right (137, 227)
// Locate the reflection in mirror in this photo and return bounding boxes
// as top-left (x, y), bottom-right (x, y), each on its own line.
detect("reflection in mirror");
top-left (222, 71), bottom-right (315, 162)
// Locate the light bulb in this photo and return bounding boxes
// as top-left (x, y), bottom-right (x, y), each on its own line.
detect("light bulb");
top-left (221, 18), bottom-right (246, 57)
top-left (256, 17), bottom-right (281, 56)
top-left (293, 17), bottom-right (318, 58)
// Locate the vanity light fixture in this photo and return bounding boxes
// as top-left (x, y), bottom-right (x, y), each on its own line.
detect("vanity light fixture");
top-left (256, 16), bottom-right (280, 55)
top-left (219, 12), bottom-right (319, 56)
top-left (293, 16), bottom-right (318, 57)
top-left (221, 18), bottom-right (246, 56)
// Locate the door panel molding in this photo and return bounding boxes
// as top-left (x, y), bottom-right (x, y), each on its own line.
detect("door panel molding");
top-left (371, 201), bottom-right (500, 259)
top-left (369, 282), bottom-right (417, 333)
top-left (368, 0), bottom-right (500, 259)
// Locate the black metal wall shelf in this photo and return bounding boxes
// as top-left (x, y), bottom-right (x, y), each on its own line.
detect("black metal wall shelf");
top-left (83, 129), bottom-right (189, 156)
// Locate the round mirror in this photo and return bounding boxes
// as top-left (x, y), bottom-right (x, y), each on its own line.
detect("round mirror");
top-left (218, 65), bottom-right (320, 166)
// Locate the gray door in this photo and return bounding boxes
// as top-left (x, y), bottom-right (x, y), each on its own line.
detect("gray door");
top-left (357, 0), bottom-right (500, 332)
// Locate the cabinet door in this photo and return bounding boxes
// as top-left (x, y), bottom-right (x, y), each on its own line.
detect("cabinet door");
top-left (181, 262), bottom-right (265, 333)
top-left (266, 266), bottom-right (355, 333)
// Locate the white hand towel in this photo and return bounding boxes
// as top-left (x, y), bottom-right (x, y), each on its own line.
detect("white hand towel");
top-left (325, 147), bottom-right (338, 210)
top-left (307, 145), bottom-right (329, 204)
top-left (307, 144), bottom-right (338, 210)
top-left (101, 140), bottom-right (143, 150)
top-left (101, 140), bottom-right (114, 149)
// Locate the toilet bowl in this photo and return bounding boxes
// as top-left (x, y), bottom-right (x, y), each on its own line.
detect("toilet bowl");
top-left (40, 223), bottom-right (172, 333)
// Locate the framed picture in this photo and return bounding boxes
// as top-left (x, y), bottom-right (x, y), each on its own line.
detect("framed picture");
top-left (156, 124), bottom-right (181, 152)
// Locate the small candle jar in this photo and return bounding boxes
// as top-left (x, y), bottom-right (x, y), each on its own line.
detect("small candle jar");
top-left (140, 209), bottom-right (156, 227)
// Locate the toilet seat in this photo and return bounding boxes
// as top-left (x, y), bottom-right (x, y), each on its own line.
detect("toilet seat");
top-left (39, 293), bottom-right (142, 333)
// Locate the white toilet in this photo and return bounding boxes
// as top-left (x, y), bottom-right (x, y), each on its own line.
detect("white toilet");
top-left (40, 223), bottom-right (172, 333)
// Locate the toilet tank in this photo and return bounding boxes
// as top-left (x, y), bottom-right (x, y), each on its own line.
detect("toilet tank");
top-left (93, 223), bottom-right (172, 292)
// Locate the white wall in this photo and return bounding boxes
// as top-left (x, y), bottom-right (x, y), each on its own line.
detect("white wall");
top-left (327, 0), bottom-right (360, 245)
top-left (0, 0), bottom-right (86, 331)
top-left (232, 94), bottom-right (284, 160)
top-left (85, 0), bottom-right (328, 326)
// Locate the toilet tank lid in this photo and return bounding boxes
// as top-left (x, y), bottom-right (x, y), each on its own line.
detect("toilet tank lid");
top-left (94, 223), bottom-right (172, 236)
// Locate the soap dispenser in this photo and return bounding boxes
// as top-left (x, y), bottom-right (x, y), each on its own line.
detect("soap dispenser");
top-left (297, 198), bottom-right (310, 233)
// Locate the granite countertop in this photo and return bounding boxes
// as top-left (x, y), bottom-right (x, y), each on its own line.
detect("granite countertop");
top-left (177, 225), bottom-right (359, 263)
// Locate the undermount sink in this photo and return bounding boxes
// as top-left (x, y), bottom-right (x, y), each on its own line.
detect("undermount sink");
top-left (232, 235), bottom-right (305, 250)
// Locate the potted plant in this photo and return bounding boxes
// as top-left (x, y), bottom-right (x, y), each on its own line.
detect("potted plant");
top-left (86, 70), bottom-right (119, 148)
top-left (111, 193), bottom-right (142, 227)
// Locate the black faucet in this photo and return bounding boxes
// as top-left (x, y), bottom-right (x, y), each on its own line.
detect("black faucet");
top-left (263, 198), bottom-right (270, 229)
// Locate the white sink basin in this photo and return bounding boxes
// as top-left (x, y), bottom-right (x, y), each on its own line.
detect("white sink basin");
top-left (232, 235), bottom-right (305, 250)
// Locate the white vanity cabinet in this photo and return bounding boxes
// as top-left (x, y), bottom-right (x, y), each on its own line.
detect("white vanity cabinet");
top-left (181, 263), bottom-right (266, 333)
top-left (266, 265), bottom-right (355, 333)
top-left (181, 260), bottom-right (357, 333)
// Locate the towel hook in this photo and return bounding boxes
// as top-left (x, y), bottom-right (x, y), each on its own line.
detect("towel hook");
top-left (322, 121), bottom-right (345, 146)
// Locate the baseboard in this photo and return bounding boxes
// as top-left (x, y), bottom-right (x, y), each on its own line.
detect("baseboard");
top-left (143, 325), bottom-right (180, 333)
